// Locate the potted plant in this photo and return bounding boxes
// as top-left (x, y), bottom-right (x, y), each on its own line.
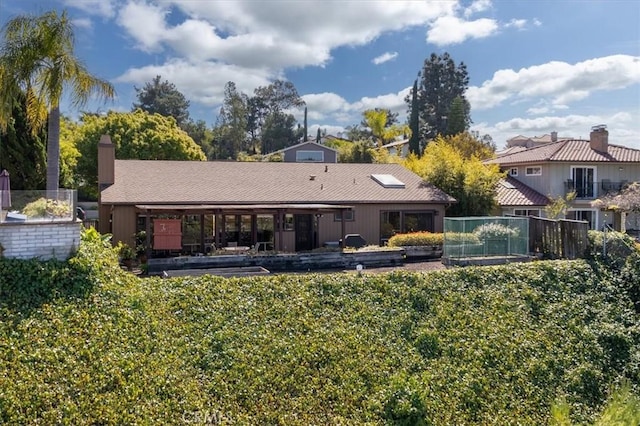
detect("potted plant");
top-left (119, 243), bottom-right (136, 270)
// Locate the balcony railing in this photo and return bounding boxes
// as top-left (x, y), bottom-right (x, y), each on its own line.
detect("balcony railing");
top-left (0, 189), bottom-right (77, 224)
top-left (564, 180), bottom-right (628, 199)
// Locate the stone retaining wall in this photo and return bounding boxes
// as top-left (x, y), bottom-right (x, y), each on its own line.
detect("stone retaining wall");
top-left (0, 221), bottom-right (81, 260)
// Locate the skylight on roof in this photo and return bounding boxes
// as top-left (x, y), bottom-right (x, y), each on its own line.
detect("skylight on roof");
top-left (371, 174), bottom-right (405, 188)
top-left (501, 181), bottom-right (516, 189)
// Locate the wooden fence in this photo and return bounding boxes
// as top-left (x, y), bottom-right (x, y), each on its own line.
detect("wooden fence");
top-left (528, 217), bottom-right (589, 259)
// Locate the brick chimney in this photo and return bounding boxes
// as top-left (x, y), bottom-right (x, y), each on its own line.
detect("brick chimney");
top-left (589, 125), bottom-right (608, 153)
top-left (98, 135), bottom-right (115, 190)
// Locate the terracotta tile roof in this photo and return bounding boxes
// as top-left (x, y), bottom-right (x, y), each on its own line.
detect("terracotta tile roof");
top-left (495, 176), bottom-right (549, 207)
top-left (486, 139), bottom-right (640, 165)
top-left (101, 160), bottom-right (456, 205)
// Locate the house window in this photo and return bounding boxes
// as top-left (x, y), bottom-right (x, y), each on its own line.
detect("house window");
top-left (567, 210), bottom-right (596, 229)
top-left (514, 209), bottom-right (540, 217)
top-left (296, 150), bottom-right (324, 162)
top-left (334, 210), bottom-right (354, 222)
top-left (509, 168), bottom-right (518, 176)
top-left (525, 166), bottom-right (542, 176)
top-left (380, 210), bottom-right (435, 243)
top-left (570, 166), bottom-right (596, 198)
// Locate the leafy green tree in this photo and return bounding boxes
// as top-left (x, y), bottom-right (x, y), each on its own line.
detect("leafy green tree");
top-left (409, 52), bottom-right (469, 144)
top-left (0, 10), bottom-right (115, 191)
top-left (442, 131), bottom-right (495, 160)
top-left (180, 119), bottom-right (215, 159)
top-left (261, 112), bottom-right (298, 153)
top-left (215, 81), bottom-right (249, 157)
top-left (545, 191), bottom-right (577, 219)
top-left (133, 75), bottom-right (190, 127)
top-left (362, 109), bottom-right (409, 147)
top-left (0, 90), bottom-right (46, 189)
top-left (408, 79), bottom-right (420, 154)
top-left (251, 80), bottom-right (305, 154)
top-left (404, 134), bottom-right (503, 216)
top-left (73, 110), bottom-right (205, 198)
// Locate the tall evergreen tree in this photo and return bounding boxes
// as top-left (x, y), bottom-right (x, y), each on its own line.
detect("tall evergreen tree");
top-left (408, 79), bottom-right (420, 154)
top-left (445, 96), bottom-right (471, 136)
top-left (409, 52), bottom-right (470, 145)
top-left (316, 127), bottom-right (322, 143)
top-left (303, 107), bottom-right (308, 142)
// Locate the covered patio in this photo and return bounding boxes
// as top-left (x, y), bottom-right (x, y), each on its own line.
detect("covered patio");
top-left (135, 203), bottom-right (354, 259)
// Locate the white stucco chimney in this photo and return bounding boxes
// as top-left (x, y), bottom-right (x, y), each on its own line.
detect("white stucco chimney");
top-left (589, 125), bottom-right (608, 153)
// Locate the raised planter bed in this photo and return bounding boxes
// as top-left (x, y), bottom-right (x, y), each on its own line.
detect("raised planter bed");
top-left (147, 248), bottom-right (406, 275)
top-left (401, 245), bottom-right (442, 259)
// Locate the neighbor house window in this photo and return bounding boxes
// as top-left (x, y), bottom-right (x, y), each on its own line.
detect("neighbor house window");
top-left (567, 210), bottom-right (596, 229)
top-left (296, 150), bottom-right (324, 162)
top-left (509, 167), bottom-right (518, 176)
top-left (334, 210), bottom-right (354, 222)
top-left (525, 166), bottom-right (542, 176)
top-left (514, 209), bottom-right (540, 217)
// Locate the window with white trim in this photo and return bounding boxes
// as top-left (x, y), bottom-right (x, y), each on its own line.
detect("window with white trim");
top-left (509, 167), bottom-right (518, 176)
top-left (296, 150), bottom-right (324, 162)
top-left (525, 166), bottom-right (542, 176)
top-left (514, 209), bottom-right (540, 217)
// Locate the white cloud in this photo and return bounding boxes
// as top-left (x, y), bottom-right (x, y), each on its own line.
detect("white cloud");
top-left (468, 55), bottom-right (640, 110)
top-left (472, 112), bottom-right (639, 149)
top-left (63, 0), bottom-right (117, 18)
top-left (372, 52), bottom-right (398, 65)
top-left (115, 59), bottom-right (275, 106)
top-left (427, 16), bottom-right (498, 45)
top-left (463, 0), bottom-right (492, 18)
top-left (504, 18), bottom-right (527, 29)
top-left (117, 1), bottom-right (169, 52)
top-left (114, 0), bottom-right (455, 71)
top-left (72, 18), bottom-right (92, 30)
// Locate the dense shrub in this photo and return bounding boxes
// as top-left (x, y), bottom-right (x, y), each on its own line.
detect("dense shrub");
top-left (388, 231), bottom-right (443, 247)
top-left (0, 237), bottom-right (638, 424)
top-left (587, 230), bottom-right (637, 268)
top-left (21, 197), bottom-right (72, 218)
top-left (473, 222), bottom-right (520, 239)
top-left (443, 232), bottom-right (481, 245)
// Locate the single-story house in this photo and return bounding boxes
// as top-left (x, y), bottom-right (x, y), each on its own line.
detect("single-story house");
top-left (97, 136), bottom-right (455, 254)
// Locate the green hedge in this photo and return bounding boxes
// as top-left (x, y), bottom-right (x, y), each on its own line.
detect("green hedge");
top-left (388, 231), bottom-right (444, 247)
top-left (0, 231), bottom-right (638, 424)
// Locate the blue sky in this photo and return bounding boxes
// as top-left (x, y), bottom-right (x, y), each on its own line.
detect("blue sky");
top-left (2, 0), bottom-right (639, 149)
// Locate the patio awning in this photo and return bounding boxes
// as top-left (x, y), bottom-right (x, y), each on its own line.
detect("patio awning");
top-left (134, 203), bottom-right (353, 214)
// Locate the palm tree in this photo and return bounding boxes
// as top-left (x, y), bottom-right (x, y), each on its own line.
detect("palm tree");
top-left (0, 10), bottom-right (115, 191)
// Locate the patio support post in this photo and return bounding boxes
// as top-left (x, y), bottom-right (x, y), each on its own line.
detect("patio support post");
top-left (277, 209), bottom-right (284, 251)
top-left (214, 211), bottom-right (221, 249)
top-left (199, 213), bottom-right (205, 253)
top-left (341, 210), bottom-right (346, 250)
top-left (145, 209), bottom-right (151, 259)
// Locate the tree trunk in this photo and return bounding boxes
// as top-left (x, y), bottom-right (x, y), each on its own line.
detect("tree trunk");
top-left (46, 105), bottom-right (60, 192)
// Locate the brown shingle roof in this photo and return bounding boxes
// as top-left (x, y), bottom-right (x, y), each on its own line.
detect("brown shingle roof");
top-left (101, 160), bottom-right (456, 205)
top-left (486, 139), bottom-right (640, 165)
top-left (495, 176), bottom-right (549, 207)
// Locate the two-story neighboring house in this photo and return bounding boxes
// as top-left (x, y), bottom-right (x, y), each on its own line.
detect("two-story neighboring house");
top-left (486, 125), bottom-right (640, 231)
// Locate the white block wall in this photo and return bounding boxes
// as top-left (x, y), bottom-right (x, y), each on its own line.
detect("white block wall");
top-left (0, 221), bottom-right (81, 260)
